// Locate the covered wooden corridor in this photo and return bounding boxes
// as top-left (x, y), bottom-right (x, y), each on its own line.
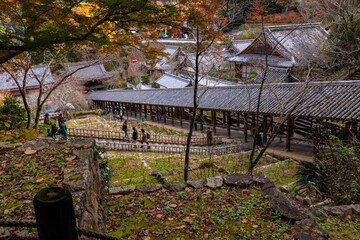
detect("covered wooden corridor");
top-left (89, 80), bottom-right (360, 152)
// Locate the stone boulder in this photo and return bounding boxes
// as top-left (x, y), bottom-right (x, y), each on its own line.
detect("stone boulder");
top-left (252, 172), bottom-right (270, 185)
top-left (136, 184), bottom-right (162, 193)
top-left (0, 227), bottom-right (10, 240)
top-left (109, 185), bottom-right (136, 195)
top-left (206, 176), bottom-right (223, 189)
top-left (323, 205), bottom-right (353, 219)
top-left (72, 138), bottom-right (94, 148)
top-left (164, 181), bottom-right (186, 192)
top-left (18, 141), bottom-right (48, 152)
top-left (293, 232), bottom-right (313, 240)
top-left (224, 174), bottom-right (252, 188)
top-left (263, 187), bottom-right (313, 221)
top-left (0, 142), bottom-right (22, 150)
top-left (293, 218), bottom-right (328, 239)
top-left (351, 204), bottom-right (360, 216)
top-left (187, 179), bottom-right (205, 189)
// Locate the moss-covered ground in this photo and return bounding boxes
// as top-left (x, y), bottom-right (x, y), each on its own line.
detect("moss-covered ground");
top-left (105, 186), bottom-right (295, 239)
top-left (0, 142), bottom-right (74, 221)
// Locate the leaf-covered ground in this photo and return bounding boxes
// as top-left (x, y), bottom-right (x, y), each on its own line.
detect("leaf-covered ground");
top-left (105, 186), bottom-right (294, 239)
top-left (0, 141), bottom-right (76, 221)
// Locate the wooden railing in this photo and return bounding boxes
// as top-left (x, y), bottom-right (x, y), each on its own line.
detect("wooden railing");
top-left (95, 140), bottom-right (242, 155)
top-left (67, 127), bottom-right (222, 146)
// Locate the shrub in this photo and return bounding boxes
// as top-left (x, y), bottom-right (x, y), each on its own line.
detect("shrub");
top-left (0, 97), bottom-right (26, 130)
top-left (1, 128), bottom-right (39, 143)
top-left (141, 74), bottom-right (150, 84)
top-left (295, 127), bottom-right (360, 204)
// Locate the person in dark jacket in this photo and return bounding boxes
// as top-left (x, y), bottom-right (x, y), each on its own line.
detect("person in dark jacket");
top-left (44, 113), bottom-right (50, 136)
top-left (132, 127), bottom-right (138, 143)
top-left (50, 120), bottom-right (57, 140)
top-left (122, 120), bottom-right (130, 142)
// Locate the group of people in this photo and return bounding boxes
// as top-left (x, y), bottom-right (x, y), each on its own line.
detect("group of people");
top-left (121, 120), bottom-right (150, 148)
top-left (43, 113), bottom-right (68, 140)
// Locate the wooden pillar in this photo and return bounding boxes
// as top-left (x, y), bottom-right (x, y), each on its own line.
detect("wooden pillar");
top-left (171, 107), bottom-right (174, 125)
top-left (163, 106), bottom-right (166, 124)
top-left (134, 104), bottom-right (137, 118)
top-left (126, 104), bottom-right (129, 119)
top-left (223, 111), bottom-right (226, 126)
top-left (244, 113), bottom-right (248, 142)
top-left (150, 105), bottom-right (153, 120)
top-left (200, 109), bottom-right (204, 131)
top-left (156, 106), bottom-right (159, 122)
top-left (227, 111), bottom-right (231, 137)
top-left (351, 122), bottom-right (358, 135)
top-left (269, 116), bottom-right (273, 134)
top-left (212, 110), bottom-right (216, 135)
top-left (286, 117), bottom-right (294, 152)
top-left (180, 108), bottom-right (183, 127)
top-left (251, 114), bottom-right (256, 135)
top-left (236, 112), bottom-right (240, 128)
top-left (263, 115), bottom-right (268, 143)
top-left (139, 104), bottom-right (142, 120)
top-left (144, 104), bottom-right (147, 120)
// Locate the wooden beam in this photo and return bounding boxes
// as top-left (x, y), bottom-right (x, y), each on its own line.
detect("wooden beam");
top-left (244, 113), bottom-right (248, 142)
top-left (180, 108), bottom-right (183, 127)
top-left (200, 109), bottom-right (204, 131)
top-left (223, 111), bottom-right (226, 126)
top-left (212, 110), bottom-right (216, 135)
top-left (227, 111), bottom-right (231, 137)
top-left (144, 104), bottom-right (147, 120)
top-left (156, 106), bottom-right (159, 122)
top-left (263, 115), bottom-right (268, 143)
top-left (286, 117), bottom-right (294, 152)
top-left (236, 112), bottom-right (240, 128)
top-left (163, 106), bottom-right (166, 124)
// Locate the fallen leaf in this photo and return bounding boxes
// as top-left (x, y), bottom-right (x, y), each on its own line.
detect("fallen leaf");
top-left (15, 163), bottom-right (23, 167)
top-left (242, 219), bottom-right (248, 224)
top-left (183, 217), bottom-right (193, 224)
top-left (252, 225), bottom-right (258, 228)
top-left (168, 218), bottom-right (174, 221)
top-left (169, 204), bottom-right (177, 208)
top-left (36, 178), bottom-right (44, 183)
top-left (66, 156), bottom-right (76, 161)
top-left (174, 225), bottom-right (187, 229)
top-left (24, 149), bottom-right (37, 155)
top-left (23, 200), bottom-right (31, 204)
top-left (143, 237), bottom-right (151, 240)
top-left (156, 214), bottom-right (163, 219)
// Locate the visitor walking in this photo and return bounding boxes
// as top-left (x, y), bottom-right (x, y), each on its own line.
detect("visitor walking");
top-left (122, 120), bottom-right (130, 142)
top-left (60, 120), bottom-right (68, 140)
top-left (132, 127), bottom-right (138, 143)
top-left (206, 127), bottom-right (213, 146)
top-left (50, 121), bottom-right (57, 140)
top-left (120, 109), bottom-right (123, 122)
top-left (58, 113), bottom-right (64, 128)
top-left (140, 128), bottom-right (150, 149)
top-left (44, 113), bottom-right (50, 136)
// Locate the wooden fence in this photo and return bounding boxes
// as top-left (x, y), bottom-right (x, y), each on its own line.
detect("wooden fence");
top-left (95, 140), bottom-right (242, 155)
top-left (68, 127), bottom-right (222, 146)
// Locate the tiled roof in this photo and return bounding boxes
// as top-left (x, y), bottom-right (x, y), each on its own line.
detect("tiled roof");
top-left (89, 80), bottom-right (360, 121)
top-left (155, 73), bottom-right (191, 88)
top-left (227, 54), bottom-right (294, 68)
top-left (135, 83), bottom-right (153, 90)
top-left (229, 39), bottom-right (255, 54)
top-left (0, 64), bottom-right (54, 90)
top-left (249, 67), bottom-right (290, 83)
top-left (264, 23), bottom-right (328, 63)
top-left (64, 61), bottom-right (113, 81)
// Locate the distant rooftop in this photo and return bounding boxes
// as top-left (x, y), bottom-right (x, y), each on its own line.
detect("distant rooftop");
top-left (64, 61), bottom-right (113, 81)
top-left (0, 64), bottom-right (54, 90)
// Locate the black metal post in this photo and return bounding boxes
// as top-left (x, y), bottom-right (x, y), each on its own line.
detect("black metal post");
top-left (33, 187), bottom-right (78, 240)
